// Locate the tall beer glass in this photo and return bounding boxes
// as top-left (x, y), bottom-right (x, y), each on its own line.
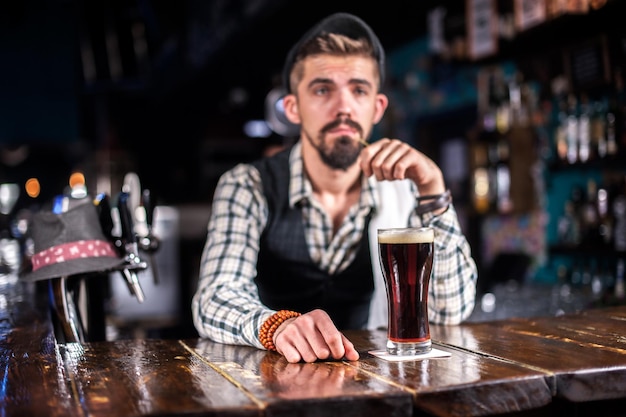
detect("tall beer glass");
top-left (378, 227), bottom-right (434, 355)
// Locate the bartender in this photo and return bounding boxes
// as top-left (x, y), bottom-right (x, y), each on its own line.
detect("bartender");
top-left (192, 12), bottom-right (478, 363)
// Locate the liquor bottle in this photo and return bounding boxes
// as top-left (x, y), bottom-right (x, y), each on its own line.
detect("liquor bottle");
top-left (596, 183), bottom-right (613, 248)
top-left (569, 184), bottom-right (585, 241)
top-left (494, 73), bottom-right (511, 135)
top-left (606, 91), bottom-right (619, 157)
top-left (606, 111), bottom-right (618, 157)
top-left (485, 131), bottom-right (500, 212)
top-left (496, 137), bottom-right (512, 213)
top-left (590, 260), bottom-right (603, 300)
top-left (600, 259), bottom-right (615, 297)
top-left (554, 96), bottom-right (569, 163)
top-left (471, 128), bottom-right (494, 214)
top-left (570, 259), bottom-right (584, 287)
top-left (614, 68), bottom-right (626, 156)
top-left (581, 261), bottom-right (592, 287)
top-left (613, 179), bottom-right (626, 252)
top-left (483, 72), bottom-right (498, 133)
top-left (508, 72), bottom-right (529, 128)
top-left (557, 200), bottom-right (581, 246)
top-left (580, 179), bottom-right (600, 247)
top-left (590, 99), bottom-right (607, 159)
top-left (578, 94), bottom-right (591, 163)
top-left (472, 166), bottom-right (490, 214)
top-left (565, 94), bottom-right (579, 164)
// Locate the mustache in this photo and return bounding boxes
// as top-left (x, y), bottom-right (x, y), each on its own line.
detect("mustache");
top-left (320, 118), bottom-right (363, 137)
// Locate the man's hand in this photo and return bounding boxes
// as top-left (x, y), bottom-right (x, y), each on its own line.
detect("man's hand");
top-left (272, 309), bottom-right (360, 363)
top-left (360, 138), bottom-right (446, 197)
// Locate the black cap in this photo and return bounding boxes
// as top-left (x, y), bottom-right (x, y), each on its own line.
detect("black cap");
top-left (282, 12), bottom-right (386, 93)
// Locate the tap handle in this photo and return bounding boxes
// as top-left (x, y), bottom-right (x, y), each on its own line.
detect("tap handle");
top-left (94, 193), bottom-right (114, 241)
top-left (117, 192), bottom-right (136, 245)
top-left (142, 189), bottom-right (154, 230)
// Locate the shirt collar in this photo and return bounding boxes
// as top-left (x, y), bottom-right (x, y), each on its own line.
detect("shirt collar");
top-left (288, 141), bottom-right (379, 211)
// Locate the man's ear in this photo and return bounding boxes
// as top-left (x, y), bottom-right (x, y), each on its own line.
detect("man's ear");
top-left (282, 94), bottom-right (301, 125)
top-left (373, 93), bottom-right (389, 124)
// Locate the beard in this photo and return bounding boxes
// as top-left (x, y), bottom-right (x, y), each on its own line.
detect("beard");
top-left (305, 118), bottom-right (365, 171)
top-left (318, 135), bottom-right (362, 170)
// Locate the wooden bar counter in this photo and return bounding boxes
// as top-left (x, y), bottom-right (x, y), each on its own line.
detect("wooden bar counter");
top-left (2, 277), bottom-right (626, 417)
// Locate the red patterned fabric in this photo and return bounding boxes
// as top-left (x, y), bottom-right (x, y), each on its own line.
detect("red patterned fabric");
top-left (31, 240), bottom-right (118, 272)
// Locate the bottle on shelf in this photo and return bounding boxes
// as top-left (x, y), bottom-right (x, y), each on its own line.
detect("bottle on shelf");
top-left (590, 99), bottom-right (608, 160)
top-left (606, 108), bottom-right (618, 157)
top-left (590, 259), bottom-right (603, 301)
top-left (581, 261), bottom-right (592, 287)
top-left (557, 200), bottom-right (581, 246)
top-left (580, 179), bottom-right (600, 247)
top-left (495, 137), bottom-right (512, 214)
top-left (570, 259), bottom-right (583, 287)
top-left (508, 72), bottom-right (531, 128)
top-left (613, 178), bottom-right (626, 252)
top-left (612, 67), bottom-right (626, 156)
top-left (495, 77), bottom-right (511, 135)
top-left (565, 94), bottom-right (579, 165)
top-left (578, 94), bottom-right (592, 163)
top-left (487, 135), bottom-right (499, 210)
top-left (600, 259), bottom-right (615, 295)
top-left (554, 96), bottom-right (569, 163)
top-left (596, 183), bottom-right (613, 248)
top-left (605, 71), bottom-right (621, 158)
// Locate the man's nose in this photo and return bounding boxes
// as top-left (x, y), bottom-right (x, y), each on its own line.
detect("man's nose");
top-left (334, 90), bottom-right (354, 117)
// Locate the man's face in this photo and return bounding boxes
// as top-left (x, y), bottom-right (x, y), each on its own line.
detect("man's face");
top-left (290, 54), bottom-right (386, 170)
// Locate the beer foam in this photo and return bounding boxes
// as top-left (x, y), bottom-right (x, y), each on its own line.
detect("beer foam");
top-left (377, 227), bottom-right (434, 244)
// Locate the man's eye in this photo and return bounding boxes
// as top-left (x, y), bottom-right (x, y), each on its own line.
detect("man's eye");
top-left (314, 86), bottom-right (329, 95)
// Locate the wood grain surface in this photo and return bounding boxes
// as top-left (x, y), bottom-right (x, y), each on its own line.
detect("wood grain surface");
top-left (2, 276), bottom-right (626, 417)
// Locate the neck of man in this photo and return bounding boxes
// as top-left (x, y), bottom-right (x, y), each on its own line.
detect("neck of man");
top-left (301, 137), bottom-right (363, 233)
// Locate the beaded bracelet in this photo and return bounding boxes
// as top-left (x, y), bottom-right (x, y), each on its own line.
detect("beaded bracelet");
top-left (259, 310), bottom-right (301, 351)
top-left (415, 189), bottom-right (452, 216)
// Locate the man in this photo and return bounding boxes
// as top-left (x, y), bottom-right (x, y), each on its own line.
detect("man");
top-left (192, 12), bottom-right (477, 363)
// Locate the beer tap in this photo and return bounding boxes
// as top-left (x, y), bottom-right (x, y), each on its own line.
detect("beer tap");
top-left (138, 188), bottom-right (160, 284)
top-left (117, 191), bottom-right (147, 303)
top-left (140, 189), bottom-right (158, 250)
top-left (94, 193), bottom-right (115, 244)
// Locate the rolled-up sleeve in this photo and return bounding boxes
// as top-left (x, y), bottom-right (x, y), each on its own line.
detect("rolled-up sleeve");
top-left (191, 164), bottom-right (275, 348)
top-left (415, 205), bottom-right (478, 324)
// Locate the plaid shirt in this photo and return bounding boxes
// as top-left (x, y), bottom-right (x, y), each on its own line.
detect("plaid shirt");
top-left (192, 142), bottom-right (477, 348)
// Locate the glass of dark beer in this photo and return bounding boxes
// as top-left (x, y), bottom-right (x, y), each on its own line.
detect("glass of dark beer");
top-left (377, 227), bottom-right (434, 355)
